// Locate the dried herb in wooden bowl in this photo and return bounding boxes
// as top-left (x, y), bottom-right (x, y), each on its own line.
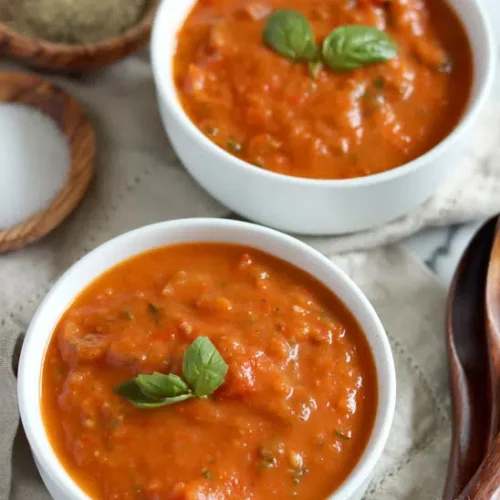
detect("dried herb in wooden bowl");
top-left (0, 0), bottom-right (149, 44)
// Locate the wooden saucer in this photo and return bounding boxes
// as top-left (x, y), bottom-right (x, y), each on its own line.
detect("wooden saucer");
top-left (0, 72), bottom-right (95, 253)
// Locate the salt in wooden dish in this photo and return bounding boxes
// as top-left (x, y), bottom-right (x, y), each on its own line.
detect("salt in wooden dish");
top-left (0, 72), bottom-right (95, 253)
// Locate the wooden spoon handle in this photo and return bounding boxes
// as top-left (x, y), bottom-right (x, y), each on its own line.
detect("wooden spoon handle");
top-left (458, 433), bottom-right (500, 499)
top-left (486, 218), bottom-right (500, 444)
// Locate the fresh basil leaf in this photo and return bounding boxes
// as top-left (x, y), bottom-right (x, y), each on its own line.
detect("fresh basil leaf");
top-left (263, 9), bottom-right (317, 61)
top-left (114, 379), bottom-right (193, 409)
top-left (322, 25), bottom-right (397, 71)
top-left (137, 372), bottom-right (191, 399)
top-left (182, 337), bottom-right (228, 397)
top-left (114, 379), bottom-right (149, 402)
top-left (130, 394), bottom-right (193, 409)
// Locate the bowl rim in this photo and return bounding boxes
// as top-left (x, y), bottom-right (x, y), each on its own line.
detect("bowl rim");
top-left (151, 0), bottom-right (495, 187)
top-left (0, 0), bottom-right (160, 53)
top-left (18, 218), bottom-right (396, 500)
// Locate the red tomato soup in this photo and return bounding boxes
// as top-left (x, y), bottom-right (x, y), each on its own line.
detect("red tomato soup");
top-left (174, 0), bottom-right (472, 179)
top-left (42, 244), bottom-right (377, 499)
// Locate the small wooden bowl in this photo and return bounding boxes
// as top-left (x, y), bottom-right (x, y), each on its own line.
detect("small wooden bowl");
top-left (0, 1), bottom-right (159, 72)
top-left (0, 72), bottom-right (95, 253)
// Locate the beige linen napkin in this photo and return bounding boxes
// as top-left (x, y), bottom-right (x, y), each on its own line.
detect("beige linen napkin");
top-left (0, 53), bottom-right (493, 498)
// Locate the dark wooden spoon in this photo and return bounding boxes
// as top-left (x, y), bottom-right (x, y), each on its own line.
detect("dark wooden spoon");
top-left (443, 217), bottom-right (498, 500)
top-left (455, 218), bottom-right (500, 499)
top-left (485, 217), bottom-right (500, 444)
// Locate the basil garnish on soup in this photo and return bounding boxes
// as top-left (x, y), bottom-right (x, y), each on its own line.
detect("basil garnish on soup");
top-left (114, 336), bottom-right (228, 408)
top-left (263, 10), bottom-right (397, 73)
top-left (322, 25), bottom-right (397, 71)
top-left (182, 335), bottom-right (229, 397)
top-left (263, 9), bottom-right (318, 61)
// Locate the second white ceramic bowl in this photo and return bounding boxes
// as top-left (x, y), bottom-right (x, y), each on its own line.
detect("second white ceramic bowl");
top-left (151, 0), bottom-right (494, 235)
top-left (18, 219), bottom-right (396, 500)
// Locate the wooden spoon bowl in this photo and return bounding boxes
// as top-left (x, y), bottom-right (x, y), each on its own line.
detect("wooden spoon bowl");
top-left (444, 217), bottom-right (498, 499)
top-left (0, 72), bottom-right (95, 252)
top-left (455, 218), bottom-right (500, 499)
top-left (0, 0), bottom-right (159, 72)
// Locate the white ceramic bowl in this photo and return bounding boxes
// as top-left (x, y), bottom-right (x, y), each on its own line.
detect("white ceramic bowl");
top-left (18, 218), bottom-right (396, 500)
top-left (151, 0), bottom-right (494, 235)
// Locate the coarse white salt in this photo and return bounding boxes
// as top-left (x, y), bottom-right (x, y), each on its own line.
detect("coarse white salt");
top-left (0, 103), bottom-right (70, 230)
